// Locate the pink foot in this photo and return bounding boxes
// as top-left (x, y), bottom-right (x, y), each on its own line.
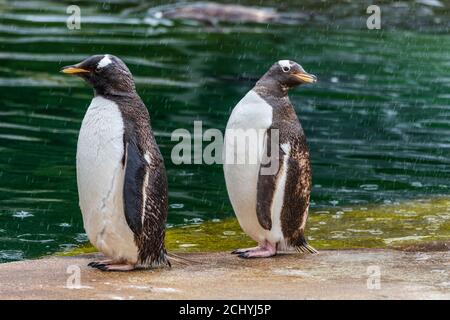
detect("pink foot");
top-left (237, 242), bottom-right (277, 259)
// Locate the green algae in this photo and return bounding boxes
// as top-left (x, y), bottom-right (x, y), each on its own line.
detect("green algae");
top-left (58, 197), bottom-right (450, 256)
top-left (165, 218), bottom-right (255, 252)
top-left (57, 242), bottom-right (98, 257)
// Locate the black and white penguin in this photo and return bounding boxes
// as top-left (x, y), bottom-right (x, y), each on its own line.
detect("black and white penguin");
top-left (223, 60), bottom-right (317, 258)
top-left (61, 54), bottom-right (169, 271)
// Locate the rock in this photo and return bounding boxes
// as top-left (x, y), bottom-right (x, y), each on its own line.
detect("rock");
top-left (0, 249), bottom-right (448, 299)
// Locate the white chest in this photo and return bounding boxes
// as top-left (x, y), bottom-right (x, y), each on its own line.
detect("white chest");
top-left (76, 95), bottom-right (125, 228)
top-left (224, 90), bottom-right (273, 166)
top-left (225, 90), bottom-right (273, 130)
top-left (76, 96), bottom-right (125, 201)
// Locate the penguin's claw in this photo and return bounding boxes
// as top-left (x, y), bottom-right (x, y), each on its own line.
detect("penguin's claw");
top-left (95, 264), bottom-right (107, 271)
top-left (92, 263), bottom-right (136, 272)
top-left (88, 259), bottom-right (114, 268)
top-left (231, 246), bottom-right (260, 254)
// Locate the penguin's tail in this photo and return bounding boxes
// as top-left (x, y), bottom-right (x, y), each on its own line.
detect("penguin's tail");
top-left (159, 248), bottom-right (172, 268)
top-left (289, 235), bottom-right (318, 254)
top-left (295, 243), bottom-right (318, 254)
top-left (138, 246), bottom-right (172, 269)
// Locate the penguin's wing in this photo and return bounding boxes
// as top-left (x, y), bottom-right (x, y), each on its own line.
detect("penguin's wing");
top-left (256, 129), bottom-right (284, 230)
top-left (123, 141), bottom-right (146, 235)
top-left (123, 139), bottom-right (168, 239)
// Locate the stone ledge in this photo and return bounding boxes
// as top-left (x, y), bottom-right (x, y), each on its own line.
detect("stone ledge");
top-left (0, 249), bottom-right (448, 300)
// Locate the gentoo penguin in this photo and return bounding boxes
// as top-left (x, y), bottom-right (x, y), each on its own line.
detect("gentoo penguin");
top-left (61, 54), bottom-right (169, 271)
top-left (223, 60), bottom-right (317, 258)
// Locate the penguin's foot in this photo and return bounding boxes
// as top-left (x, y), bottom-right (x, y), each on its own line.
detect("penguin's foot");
top-left (88, 259), bottom-right (114, 268)
top-left (93, 263), bottom-right (136, 272)
top-left (231, 246), bottom-right (260, 254)
top-left (237, 243), bottom-right (277, 259)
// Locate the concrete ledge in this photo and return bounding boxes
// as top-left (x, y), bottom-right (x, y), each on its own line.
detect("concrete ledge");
top-left (0, 249), bottom-right (448, 299)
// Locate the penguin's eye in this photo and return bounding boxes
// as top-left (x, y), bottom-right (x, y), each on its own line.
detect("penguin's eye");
top-left (282, 66), bottom-right (291, 73)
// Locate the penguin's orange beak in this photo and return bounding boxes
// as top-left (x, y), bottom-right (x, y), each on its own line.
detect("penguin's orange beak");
top-left (60, 66), bottom-right (90, 74)
top-left (292, 71), bottom-right (317, 84)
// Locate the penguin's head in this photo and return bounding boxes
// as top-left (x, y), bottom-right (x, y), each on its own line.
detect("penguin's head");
top-left (61, 54), bottom-right (135, 96)
top-left (259, 60), bottom-right (317, 91)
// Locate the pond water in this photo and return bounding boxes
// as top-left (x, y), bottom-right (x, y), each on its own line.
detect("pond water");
top-left (0, 0), bottom-right (449, 262)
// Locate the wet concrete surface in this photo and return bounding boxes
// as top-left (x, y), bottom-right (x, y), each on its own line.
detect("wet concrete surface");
top-left (0, 249), bottom-right (448, 300)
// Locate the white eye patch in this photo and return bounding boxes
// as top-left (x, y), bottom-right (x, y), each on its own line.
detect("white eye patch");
top-left (97, 55), bottom-right (112, 69)
top-left (278, 60), bottom-right (291, 72)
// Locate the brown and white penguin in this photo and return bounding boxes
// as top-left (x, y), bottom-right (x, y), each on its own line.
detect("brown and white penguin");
top-left (61, 54), bottom-right (169, 271)
top-left (223, 60), bottom-right (317, 258)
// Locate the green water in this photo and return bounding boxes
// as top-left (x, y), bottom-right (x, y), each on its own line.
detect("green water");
top-left (0, 0), bottom-right (449, 262)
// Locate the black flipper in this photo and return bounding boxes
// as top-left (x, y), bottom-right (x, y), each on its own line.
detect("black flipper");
top-left (123, 141), bottom-right (146, 235)
top-left (256, 129), bottom-right (284, 230)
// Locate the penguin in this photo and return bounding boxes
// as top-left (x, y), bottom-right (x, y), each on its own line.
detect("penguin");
top-left (223, 60), bottom-right (317, 258)
top-left (61, 54), bottom-right (170, 271)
